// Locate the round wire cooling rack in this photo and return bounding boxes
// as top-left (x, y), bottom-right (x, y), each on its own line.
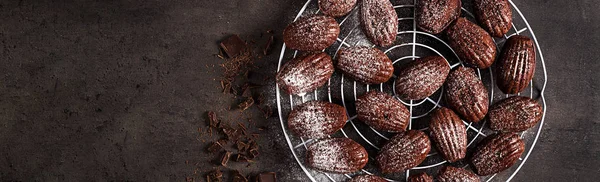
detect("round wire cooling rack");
top-left (275, 0), bottom-right (548, 181)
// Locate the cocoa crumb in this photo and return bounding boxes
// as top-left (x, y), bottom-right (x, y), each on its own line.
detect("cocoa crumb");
top-left (207, 142), bottom-right (223, 153)
top-left (220, 151), bottom-right (231, 167)
top-left (232, 170), bottom-right (248, 182)
top-left (208, 111), bottom-right (220, 128)
top-left (206, 169), bottom-right (223, 182)
top-left (263, 35), bottom-right (274, 55)
top-left (238, 97), bottom-right (254, 111)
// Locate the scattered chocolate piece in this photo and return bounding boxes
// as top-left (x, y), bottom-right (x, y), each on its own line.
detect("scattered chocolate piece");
top-left (235, 153), bottom-right (249, 162)
top-left (237, 141), bottom-right (249, 152)
top-left (263, 35), bottom-right (274, 55)
top-left (241, 84), bottom-right (253, 97)
top-left (208, 111), bottom-right (220, 128)
top-left (233, 170), bottom-right (249, 182)
top-left (220, 35), bottom-right (247, 58)
top-left (222, 125), bottom-right (242, 141)
top-left (207, 142), bottom-right (223, 153)
top-left (249, 148), bottom-right (259, 159)
top-left (259, 105), bottom-right (273, 119)
top-left (256, 172), bottom-right (276, 182)
top-left (207, 169), bottom-right (223, 182)
top-left (221, 151), bottom-right (231, 166)
top-left (238, 97), bottom-right (254, 111)
top-left (217, 138), bottom-right (229, 145)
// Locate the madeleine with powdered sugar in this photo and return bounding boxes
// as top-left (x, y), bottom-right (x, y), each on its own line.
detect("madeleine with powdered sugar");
top-left (306, 138), bottom-right (368, 173)
top-left (287, 101), bottom-right (347, 139)
top-left (336, 47), bottom-right (394, 84)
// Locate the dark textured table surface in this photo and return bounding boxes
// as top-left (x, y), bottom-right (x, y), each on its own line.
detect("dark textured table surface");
top-left (0, 0), bottom-right (598, 181)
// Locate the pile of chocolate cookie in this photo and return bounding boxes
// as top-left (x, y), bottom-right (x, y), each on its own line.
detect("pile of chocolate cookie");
top-left (277, 0), bottom-right (542, 181)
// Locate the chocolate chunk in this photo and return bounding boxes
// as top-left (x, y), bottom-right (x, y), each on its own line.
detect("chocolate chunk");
top-left (241, 84), bottom-right (253, 97)
top-left (263, 35), bottom-right (274, 55)
top-left (249, 148), bottom-right (259, 159)
top-left (238, 97), bottom-right (254, 111)
top-left (256, 172), bottom-right (276, 182)
top-left (235, 153), bottom-right (249, 162)
top-left (222, 125), bottom-right (242, 141)
top-left (220, 35), bottom-right (247, 58)
top-left (220, 151), bottom-right (231, 166)
top-left (237, 141), bottom-right (248, 152)
top-left (207, 169), bottom-right (223, 182)
top-left (217, 138), bottom-right (228, 145)
top-left (207, 142), bottom-right (223, 153)
top-left (208, 111), bottom-right (220, 128)
top-left (233, 170), bottom-right (248, 182)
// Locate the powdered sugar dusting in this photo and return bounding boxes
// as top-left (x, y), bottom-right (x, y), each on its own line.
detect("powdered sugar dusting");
top-left (287, 101), bottom-right (347, 138)
top-left (283, 15), bottom-right (340, 51)
top-left (337, 47), bottom-right (394, 84)
top-left (356, 91), bottom-right (409, 132)
top-left (376, 130), bottom-right (431, 173)
top-left (416, 0), bottom-right (461, 34)
top-left (488, 96), bottom-right (542, 132)
top-left (277, 53), bottom-right (334, 95)
top-left (318, 0), bottom-right (357, 17)
top-left (395, 56), bottom-right (450, 100)
top-left (307, 138), bottom-right (368, 173)
top-left (360, 0), bottom-right (398, 47)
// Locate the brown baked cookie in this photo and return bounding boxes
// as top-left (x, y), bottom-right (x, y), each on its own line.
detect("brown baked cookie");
top-left (445, 18), bottom-right (497, 69)
top-left (319, 0), bottom-right (357, 17)
top-left (437, 166), bottom-right (480, 182)
top-left (287, 101), bottom-right (347, 139)
top-left (307, 138), bottom-right (368, 173)
top-left (356, 91), bottom-right (409, 132)
top-left (283, 15), bottom-right (340, 51)
top-left (347, 175), bottom-right (387, 182)
top-left (376, 130), bottom-right (431, 173)
top-left (276, 52), bottom-right (334, 95)
top-left (360, 0), bottom-right (398, 47)
top-left (416, 0), bottom-right (461, 34)
top-left (471, 133), bottom-right (525, 175)
top-left (488, 96), bottom-right (543, 132)
top-left (429, 107), bottom-right (467, 162)
top-left (444, 67), bottom-right (489, 122)
top-left (395, 56), bottom-right (450, 100)
top-left (496, 35), bottom-right (536, 94)
top-left (408, 172), bottom-right (433, 182)
top-left (336, 47), bottom-right (394, 84)
top-left (474, 0), bottom-right (513, 37)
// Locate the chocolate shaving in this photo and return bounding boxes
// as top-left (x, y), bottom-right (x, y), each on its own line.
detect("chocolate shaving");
top-left (263, 35), bottom-right (274, 55)
top-left (236, 141), bottom-right (248, 152)
top-left (207, 169), bottom-right (223, 182)
top-left (220, 48), bottom-right (253, 94)
top-left (220, 151), bottom-right (231, 167)
top-left (249, 148), bottom-right (259, 159)
top-left (208, 111), bottom-right (220, 128)
top-left (217, 138), bottom-right (228, 146)
top-left (220, 35), bottom-right (247, 58)
top-left (234, 153), bottom-right (249, 162)
top-left (238, 97), bottom-right (254, 111)
top-left (222, 125), bottom-right (242, 141)
top-left (232, 170), bottom-right (248, 182)
top-left (207, 142), bottom-right (223, 153)
top-left (241, 84), bottom-right (253, 97)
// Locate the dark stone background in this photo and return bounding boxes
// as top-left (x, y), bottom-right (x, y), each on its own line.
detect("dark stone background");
top-left (0, 0), bottom-right (598, 181)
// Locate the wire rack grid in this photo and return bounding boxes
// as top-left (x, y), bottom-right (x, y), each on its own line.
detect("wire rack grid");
top-left (275, 0), bottom-right (547, 181)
